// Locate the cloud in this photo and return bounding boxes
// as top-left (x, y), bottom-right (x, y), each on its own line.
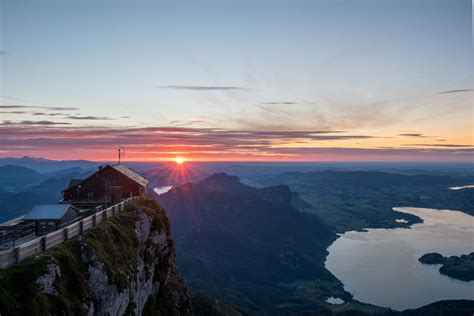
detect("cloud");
top-left (37, 106), bottom-right (80, 111)
top-left (158, 85), bottom-right (250, 91)
top-left (0, 51), bottom-right (6, 55)
top-left (398, 133), bottom-right (427, 138)
top-left (439, 89), bottom-right (474, 94)
top-left (1, 120), bottom-right (71, 126)
top-left (403, 144), bottom-right (474, 148)
top-left (268, 147), bottom-right (474, 161)
top-left (260, 102), bottom-right (298, 105)
top-left (0, 125), bottom-right (369, 148)
top-left (0, 105), bottom-right (31, 109)
top-left (169, 119), bottom-right (208, 126)
top-left (33, 112), bottom-right (67, 116)
top-left (1, 112), bottom-right (108, 120)
top-left (0, 105), bottom-right (79, 111)
top-left (255, 105), bottom-right (284, 115)
top-left (65, 115), bottom-right (113, 120)
top-left (0, 111), bottom-right (28, 114)
top-left (0, 95), bottom-right (31, 102)
top-left (0, 124), bottom-right (471, 162)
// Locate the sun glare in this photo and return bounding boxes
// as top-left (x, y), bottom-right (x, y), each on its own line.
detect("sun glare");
top-left (175, 156), bottom-right (185, 165)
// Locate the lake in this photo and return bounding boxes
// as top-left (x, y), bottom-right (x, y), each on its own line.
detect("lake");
top-left (449, 184), bottom-right (474, 190)
top-left (325, 207), bottom-right (474, 311)
top-left (154, 186), bottom-right (173, 195)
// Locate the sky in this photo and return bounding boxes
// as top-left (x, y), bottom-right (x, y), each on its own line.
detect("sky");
top-left (0, 0), bottom-right (472, 162)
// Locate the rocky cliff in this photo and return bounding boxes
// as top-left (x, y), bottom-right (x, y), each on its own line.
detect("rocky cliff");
top-left (0, 199), bottom-right (193, 316)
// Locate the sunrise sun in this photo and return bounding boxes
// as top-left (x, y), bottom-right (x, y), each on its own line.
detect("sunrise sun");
top-left (175, 156), bottom-right (185, 165)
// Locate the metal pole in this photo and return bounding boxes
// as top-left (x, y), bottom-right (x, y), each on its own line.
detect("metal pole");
top-left (105, 182), bottom-right (107, 209)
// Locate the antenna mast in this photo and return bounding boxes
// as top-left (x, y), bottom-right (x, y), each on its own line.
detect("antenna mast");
top-left (118, 146), bottom-right (125, 164)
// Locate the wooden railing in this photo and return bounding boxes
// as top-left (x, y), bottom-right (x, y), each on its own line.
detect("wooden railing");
top-left (0, 197), bottom-right (140, 269)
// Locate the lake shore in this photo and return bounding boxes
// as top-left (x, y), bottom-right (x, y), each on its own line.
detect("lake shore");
top-left (325, 207), bottom-right (474, 310)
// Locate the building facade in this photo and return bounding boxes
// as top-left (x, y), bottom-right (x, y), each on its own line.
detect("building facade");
top-left (24, 204), bottom-right (79, 236)
top-left (61, 164), bottom-right (148, 208)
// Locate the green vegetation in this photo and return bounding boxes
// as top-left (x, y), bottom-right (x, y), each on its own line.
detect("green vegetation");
top-left (418, 253), bottom-right (444, 264)
top-left (84, 205), bottom-right (139, 291)
top-left (158, 173), bottom-right (395, 314)
top-left (0, 255), bottom-right (50, 315)
top-left (251, 171), bottom-right (474, 232)
top-left (0, 229), bottom-right (99, 315)
top-left (395, 300), bottom-right (474, 316)
top-left (0, 165), bottom-right (93, 223)
top-left (0, 199), bottom-right (188, 316)
top-left (419, 252), bottom-right (474, 282)
top-left (275, 280), bottom-right (387, 314)
top-left (159, 172), bottom-right (474, 314)
top-left (190, 290), bottom-right (245, 316)
top-left (142, 286), bottom-right (180, 316)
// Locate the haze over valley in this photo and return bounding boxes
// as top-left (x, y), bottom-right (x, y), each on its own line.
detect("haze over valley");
top-left (0, 0), bottom-right (472, 314)
top-left (0, 157), bottom-right (473, 314)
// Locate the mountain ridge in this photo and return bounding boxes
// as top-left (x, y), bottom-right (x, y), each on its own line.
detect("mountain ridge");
top-left (0, 157), bottom-right (99, 173)
top-left (157, 173), bottom-right (345, 312)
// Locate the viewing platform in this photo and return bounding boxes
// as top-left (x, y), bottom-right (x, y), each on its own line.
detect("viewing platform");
top-left (0, 197), bottom-right (139, 269)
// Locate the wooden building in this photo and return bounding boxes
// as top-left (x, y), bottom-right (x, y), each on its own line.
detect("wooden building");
top-left (0, 216), bottom-right (35, 249)
top-left (61, 164), bottom-right (148, 208)
top-left (24, 204), bottom-right (79, 236)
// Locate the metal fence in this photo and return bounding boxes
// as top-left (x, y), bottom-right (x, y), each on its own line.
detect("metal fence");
top-left (0, 197), bottom-right (139, 269)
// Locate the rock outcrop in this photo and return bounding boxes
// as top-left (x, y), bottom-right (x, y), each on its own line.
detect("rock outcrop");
top-left (0, 199), bottom-right (193, 316)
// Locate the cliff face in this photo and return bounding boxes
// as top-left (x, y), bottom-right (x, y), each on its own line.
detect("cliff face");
top-left (0, 199), bottom-right (193, 316)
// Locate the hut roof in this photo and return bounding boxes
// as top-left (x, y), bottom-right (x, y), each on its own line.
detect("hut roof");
top-left (24, 204), bottom-right (77, 221)
top-left (62, 164), bottom-right (148, 192)
top-left (67, 179), bottom-right (84, 189)
top-left (110, 164), bottom-right (149, 187)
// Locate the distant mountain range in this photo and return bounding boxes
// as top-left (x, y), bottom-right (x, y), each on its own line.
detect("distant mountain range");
top-left (0, 165), bottom-right (95, 222)
top-left (246, 170), bottom-right (474, 231)
top-left (0, 158), bottom-right (472, 314)
top-left (156, 171), bottom-right (474, 314)
top-left (0, 165), bottom-right (45, 191)
top-left (0, 156), bottom-right (99, 173)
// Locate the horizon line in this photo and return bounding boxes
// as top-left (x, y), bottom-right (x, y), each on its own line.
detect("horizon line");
top-left (1, 156), bottom-right (473, 164)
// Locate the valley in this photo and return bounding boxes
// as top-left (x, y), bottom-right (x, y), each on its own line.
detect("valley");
top-left (0, 158), bottom-right (473, 315)
top-left (326, 207), bottom-right (474, 310)
top-left (241, 171), bottom-right (474, 231)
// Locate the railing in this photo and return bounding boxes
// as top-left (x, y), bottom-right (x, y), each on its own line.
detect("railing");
top-left (0, 224), bottom-right (35, 250)
top-left (0, 197), bottom-right (140, 269)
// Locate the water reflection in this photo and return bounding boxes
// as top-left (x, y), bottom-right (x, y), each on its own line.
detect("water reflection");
top-left (326, 297), bottom-right (344, 304)
top-left (449, 185), bottom-right (474, 190)
top-left (154, 186), bottom-right (173, 195)
top-left (325, 207), bottom-right (474, 311)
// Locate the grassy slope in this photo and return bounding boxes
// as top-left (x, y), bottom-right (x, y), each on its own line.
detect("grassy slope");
top-left (0, 199), bottom-right (186, 316)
